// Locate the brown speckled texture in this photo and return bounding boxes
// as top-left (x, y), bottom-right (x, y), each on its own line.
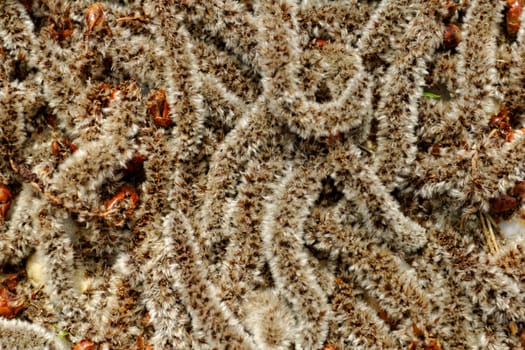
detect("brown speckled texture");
top-left (1, 0), bottom-right (525, 349)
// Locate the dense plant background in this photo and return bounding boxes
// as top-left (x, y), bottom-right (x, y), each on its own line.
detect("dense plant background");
top-left (1, 0), bottom-right (525, 349)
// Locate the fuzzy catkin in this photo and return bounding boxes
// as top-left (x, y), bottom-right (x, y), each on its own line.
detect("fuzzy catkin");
top-left (1, 1), bottom-right (525, 349)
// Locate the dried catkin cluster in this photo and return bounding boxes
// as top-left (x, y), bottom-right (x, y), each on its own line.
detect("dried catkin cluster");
top-left (1, 0), bottom-right (525, 349)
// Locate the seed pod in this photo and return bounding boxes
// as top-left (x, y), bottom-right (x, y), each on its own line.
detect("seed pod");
top-left (85, 3), bottom-right (111, 36)
top-left (506, 0), bottom-right (524, 37)
top-left (443, 23), bottom-right (461, 50)
top-left (490, 193), bottom-right (518, 214)
top-left (147, 89), bottom-right (171, 127)
top-left (86, 3), bottom-right (104, 32)
top-left (0, 184), bottom-right (12, 221)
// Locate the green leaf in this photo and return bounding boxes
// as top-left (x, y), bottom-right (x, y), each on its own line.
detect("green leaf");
top-left (57, 331), bottom-right (69, 339)
top-left (52, 325), bottom-right (69, 339)
top-left (422, 92), bottom-right (441, 99)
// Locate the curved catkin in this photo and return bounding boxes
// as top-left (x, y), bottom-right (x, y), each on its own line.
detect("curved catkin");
top-left (256, 1), bottom-right (370, 139)
top-left (372, 0), bottom-right (444, 190)
top-left (0, 318), bottom-right (69, 350)
top-left (261, 162), bottom-right (331, 350)
top-left (2, 1), bottom-right (525, 349)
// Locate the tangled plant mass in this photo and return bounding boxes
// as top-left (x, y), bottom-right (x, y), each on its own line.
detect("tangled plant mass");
top-left (1, 0), bottom-right (525, 349)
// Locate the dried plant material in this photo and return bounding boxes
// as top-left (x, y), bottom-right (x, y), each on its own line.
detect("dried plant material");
top-left (488, 107), bottom-right (516, 141)
top-left (104, 185), bottom-right (139, 226)
top-left (0, 287), bottom-right (24, 319)
top-left (0, 318), bottom-right (69, 349)
top-left (490, 193), bottom-right (518, 214)
top-left (1, 0), bottom-right (525, 349)
top-left (48, 13), bottom-right (74, 42)
top-left (512, 180), bottom-right (525, 198)
top-left (443, 23), bottom-right (461, 50)
top-left (73, 339), bottom-right (95, 350)
top-left (51, 139), bottom-right (77, 160)
top-left (0, 185), bottom-right (11, 221)
top-left (84, 3), bottom-right (111, 37)
top-left (85, 3), bottom-right (105, 34)
top-left (506, 0), bottom-right (524, 37)
top-left (123, 152), bottom-right (146, 177)
top-left (117, 15), bottom-right (147, 24)
top-left (147, 89), bottom-right (171, 127)
top-left (479, 212), bottom-right (499, 254)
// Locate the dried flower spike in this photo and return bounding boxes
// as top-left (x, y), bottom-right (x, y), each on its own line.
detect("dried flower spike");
top-left (0, 287), bottom-right (24, 319)
top-left (105, 185), bottom-right (139, 226)
top-left (73, 339), bottom-right (95, 350)
top-left (147, 89), bottom-right (171, 127)
top-left (0, 184), bottom-right (12, 221)
top-left (506, 0), bottom-right (524, 37)
top-left (443, 23), bottom-right (461, 50)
